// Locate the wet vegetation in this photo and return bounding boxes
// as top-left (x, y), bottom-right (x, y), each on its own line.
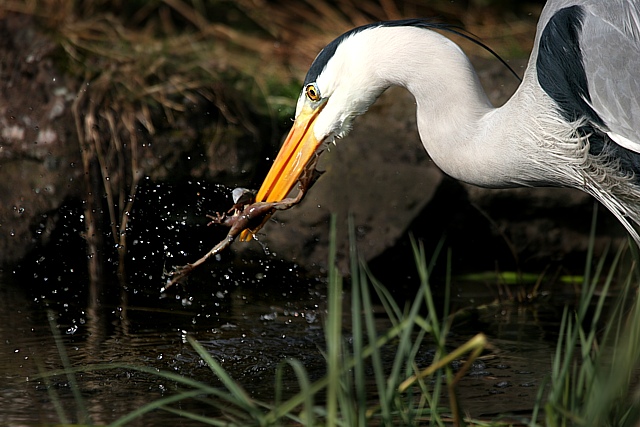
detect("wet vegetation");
top-left (37, 219), bottom-right (640, 426)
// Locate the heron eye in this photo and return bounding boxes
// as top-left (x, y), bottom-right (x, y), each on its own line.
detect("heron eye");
top-left (305, 83), bottom-right (320, 102)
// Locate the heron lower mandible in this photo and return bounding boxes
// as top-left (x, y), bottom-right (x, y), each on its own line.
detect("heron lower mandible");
top-left (240, 0), bottom-right (640, 245)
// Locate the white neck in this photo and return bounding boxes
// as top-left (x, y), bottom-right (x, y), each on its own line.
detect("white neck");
top-left (373, 28), bottom-right (553, 188)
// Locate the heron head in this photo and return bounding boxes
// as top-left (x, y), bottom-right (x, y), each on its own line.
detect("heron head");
top-left (238, 23), bottom-right (419, 240)
top-left (250, 26), bottom-right (388, 204)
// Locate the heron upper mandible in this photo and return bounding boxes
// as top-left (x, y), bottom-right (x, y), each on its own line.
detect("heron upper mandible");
top-left (240, 0), bottom-right (640, 245)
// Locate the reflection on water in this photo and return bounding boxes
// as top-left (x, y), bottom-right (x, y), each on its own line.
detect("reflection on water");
top-left (0, 257), bottom-right (579, 426)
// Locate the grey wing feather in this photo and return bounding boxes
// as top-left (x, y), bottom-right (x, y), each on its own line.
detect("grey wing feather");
top-left (579, 2), bottom-right (640, 150)
top-left (533, 0), bottom-right (640, 150)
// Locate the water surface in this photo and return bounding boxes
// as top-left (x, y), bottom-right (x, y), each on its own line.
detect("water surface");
top-left (0, 259), bottom-right (579, 426)
top-left (0, 183), bottom-right (591, 425)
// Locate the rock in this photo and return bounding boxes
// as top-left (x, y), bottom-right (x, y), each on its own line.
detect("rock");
top-left (0, 15), bottom-right (82, 263)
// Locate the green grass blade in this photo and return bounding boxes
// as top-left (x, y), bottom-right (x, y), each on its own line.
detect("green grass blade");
top-left (581, 202), bottom-right (598, 292)
top-left (365, 263), bottom-right (403, 325)
top-left (108, 389), bottom-right (207, 427)
top-left (326, 214), bottom-right (342, 427)
top-left (35, 357), bottom-right (71, 425)
top-left (187, 336), bottom-right (260, 415)
top-left (159, 405), bottom-right (234, 426)
top-left (360, 261), bottom-right (392, 423)
top-left (349, 217), bottom-right (367, 427)
top-left (285, 358), bottom-right (316, 426)
top-left (47, 309), bottom-right (91, 424)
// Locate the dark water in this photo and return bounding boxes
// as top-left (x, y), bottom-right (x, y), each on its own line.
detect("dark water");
top-left (0, 266), bottom-right (575, 426)
top-left (0, 264), bottom-right (330, 426)
top-left (0, 182), bottom-right (586, 426)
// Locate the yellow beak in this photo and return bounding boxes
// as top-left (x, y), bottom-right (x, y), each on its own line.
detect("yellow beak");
top-left (240, 103), bottom-right (324, 241)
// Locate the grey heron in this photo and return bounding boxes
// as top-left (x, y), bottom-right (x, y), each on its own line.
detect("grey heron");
top-left (240, 1), bottom-right (640, 245)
